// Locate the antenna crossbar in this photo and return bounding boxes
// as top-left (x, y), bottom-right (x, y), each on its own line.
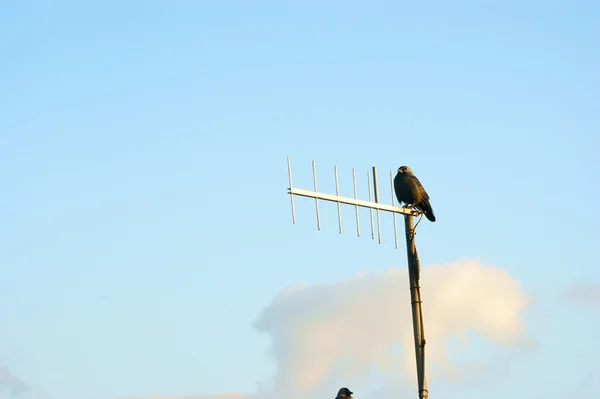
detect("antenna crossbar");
top-left (287, 187), bottom-right (419, 216)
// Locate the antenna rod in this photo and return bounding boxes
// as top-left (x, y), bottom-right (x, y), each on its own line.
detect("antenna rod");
top-left (352, 168), bottom-right (360, 237)
top-left (367, 172), bottom-right (375, 239)
top-left (334, 165), bottom-right (342, 234)
top-left (312, 160), bottom-right (321, 230)
top-left (287, 157), bottom-right (296, 224)
top-left (372, 166), bottom-right (382, 244)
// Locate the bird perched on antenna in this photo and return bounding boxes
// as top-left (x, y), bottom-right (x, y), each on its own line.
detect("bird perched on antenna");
top-left (394, 166), bottom-right (436, 222)
top-left (335, 387), bottom-right (354, 399)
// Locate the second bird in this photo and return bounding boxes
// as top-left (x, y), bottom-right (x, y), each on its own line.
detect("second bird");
top-left (393, 165), bottom-right (436, 222)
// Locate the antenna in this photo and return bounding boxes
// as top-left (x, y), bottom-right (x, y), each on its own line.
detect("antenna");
top-left (286, 157), bottom-right (429, 399)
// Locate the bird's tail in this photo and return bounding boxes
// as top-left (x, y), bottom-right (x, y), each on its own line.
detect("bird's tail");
top-left (419, 200), bottom-right (436, 222)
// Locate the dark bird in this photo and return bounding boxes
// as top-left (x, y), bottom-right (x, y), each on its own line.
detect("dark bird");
top-left (335, 387), bottom-right (354, 399)
top-left (394, 166), bottom-right (436, 222)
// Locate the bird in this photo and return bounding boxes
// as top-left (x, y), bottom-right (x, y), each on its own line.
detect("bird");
top-left (394, 165), bottom-right (436, 222)
top-left (335, 387), bottom-right (354, 399)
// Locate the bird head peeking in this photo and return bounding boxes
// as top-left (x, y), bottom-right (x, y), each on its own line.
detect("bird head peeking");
top-left (397, 166), bottom-right (413, 175)
top-left (336, 387), bottom-right (354, 399)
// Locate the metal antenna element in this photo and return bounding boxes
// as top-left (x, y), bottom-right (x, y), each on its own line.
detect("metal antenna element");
top-left (372, 166), bottom-right (382, 244)
top-left (312, 160), bottom-right (321, 230)
top-left (352, 168), bottom-right (360, 237)
top-left (334, 165), bottom-right (342, 234)
top-left (287, 157), bottom-right (296, 224)
top-left (286, 157), bottom-right (429, 399)
top-left (367, 172), bottom-right (375, 239)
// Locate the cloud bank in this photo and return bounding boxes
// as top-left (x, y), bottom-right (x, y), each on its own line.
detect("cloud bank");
top-left (125, 259), bottom-right (531, 399)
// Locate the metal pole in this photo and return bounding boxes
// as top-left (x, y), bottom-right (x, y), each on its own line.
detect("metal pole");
top-left (404, 215), bottom-right (428, 399)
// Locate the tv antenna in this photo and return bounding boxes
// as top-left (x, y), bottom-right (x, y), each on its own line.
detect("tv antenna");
top-left (286, 157), bottom-right (429, 399)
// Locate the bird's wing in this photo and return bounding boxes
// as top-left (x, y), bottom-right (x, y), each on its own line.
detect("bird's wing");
top-left (409, 175), bottom-right (430, 200)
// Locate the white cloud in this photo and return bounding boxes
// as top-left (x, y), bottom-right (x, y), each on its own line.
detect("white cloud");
top-left (251, 259), bottom-right (531, 399)
top-left (123, 259), bottom-right (531, 399)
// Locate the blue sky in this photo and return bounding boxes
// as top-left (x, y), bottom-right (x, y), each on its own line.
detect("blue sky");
top-left (1, 1), bottom-right (599, 399)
